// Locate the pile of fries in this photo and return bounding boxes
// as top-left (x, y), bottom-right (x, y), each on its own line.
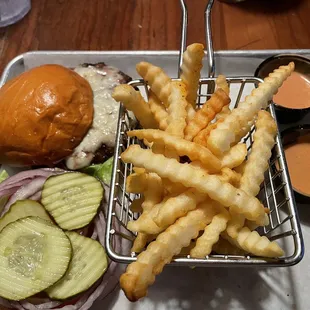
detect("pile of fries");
top-left (112, 43), bottom-right (295, 302)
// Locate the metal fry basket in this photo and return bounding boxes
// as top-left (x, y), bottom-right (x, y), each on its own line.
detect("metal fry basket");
top-left (106, 0), bottom-right (304, 266)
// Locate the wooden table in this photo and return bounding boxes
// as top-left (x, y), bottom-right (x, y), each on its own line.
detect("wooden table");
top-left (0, 0), bottom-right (309, 73)
top-left (0, 0), bottom-right (310, 71)
top-left (0, 1), bottom-right (309, 309)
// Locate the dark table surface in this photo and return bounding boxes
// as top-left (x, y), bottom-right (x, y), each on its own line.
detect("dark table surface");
top-left (0, 0), bottom-right (309, 74)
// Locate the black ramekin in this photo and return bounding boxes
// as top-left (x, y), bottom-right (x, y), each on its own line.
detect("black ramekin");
top-left (255, 54), bottom-right (310, 124)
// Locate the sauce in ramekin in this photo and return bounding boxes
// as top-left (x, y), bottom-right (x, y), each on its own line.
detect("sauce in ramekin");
top-left (273, 72), bottom-right (310, 109)
top-left (284, 134), bottom-right (310, 196)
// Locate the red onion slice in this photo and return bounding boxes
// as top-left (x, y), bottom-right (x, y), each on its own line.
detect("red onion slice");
top-left (29, 191), bottom-right (42, 201)
top-left (90, 229), bottom-right (98, 240)
top-left (2, 177), bottom-right (48, 216)
top-left (19, 301), bottom-right (42, 310)
top-left (0, 168), bottom-right (64, 199)
top-left (0, 296), bottom-right (13, 308)
top-left (0, 169), bottom-right (52, 192)
top-left (20, 300), bottom-right (63, 310)
top-left (0, 169), bottom-right (125, 310)
top-left (0, 185), bottom-right (27, 197)
top-left (9, 302), bottom-right (25, 310)
top-left (35, 301), bottom-right (63, 309)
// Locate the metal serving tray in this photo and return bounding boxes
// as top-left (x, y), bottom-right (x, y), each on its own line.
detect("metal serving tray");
top-left (2, 49), bottom-right (310, 87)
top-left (1, 52), bottom-right (308, 269)
top-left (0, 48), bottom-right (310, 310)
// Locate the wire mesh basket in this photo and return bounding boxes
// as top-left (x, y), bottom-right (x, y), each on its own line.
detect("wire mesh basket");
top-left (106, 0), bottom-right (304, 267)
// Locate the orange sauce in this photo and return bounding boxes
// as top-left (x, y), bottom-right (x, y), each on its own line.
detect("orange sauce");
top-left (284, 134), bottom-right (310, 196)
top-left (273, 71), bottom-right (310, 109)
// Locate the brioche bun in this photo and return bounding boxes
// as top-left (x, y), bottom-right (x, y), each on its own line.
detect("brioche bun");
top-left (0, 64), bottom-right (94, 166)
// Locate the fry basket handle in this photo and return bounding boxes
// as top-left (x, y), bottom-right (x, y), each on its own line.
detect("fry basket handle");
top-left (178, 0), bottom-right (188, 77)
top-left (178, 0), bottom-right (215, 78)
top-left (205, 0), bottom-right (215, 77)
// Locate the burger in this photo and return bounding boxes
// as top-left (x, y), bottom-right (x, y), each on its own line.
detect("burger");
top-left (0, 63), bottom-right (132, 310)
top-left (0, 63), bottom-right (131, 170)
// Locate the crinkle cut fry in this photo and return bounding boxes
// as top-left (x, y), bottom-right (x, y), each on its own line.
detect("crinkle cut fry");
top-left (162, 178), bottom-right (187, 196)
top-left (216, 105), bottom-right (231, 119)
top-left (190, 162), bottom-right (241, 187)
top-left (237, 228), bottom-right (284, 257)
top-left (141, 172), bottom-right (164, 212)
top-left (152, 142), bottom-right (165, 155)
top-left (239, 110), bottom-right (277, 196)
top-left (216, 105), bottom-right (231, 120)
top-left (207, 62), bottom-right (294, 155)
top-left (226, 212), bottom-right (246, 239)
top-left (221, 143), bottom-right (247, 169)
top-left (235, 117), bottom-right (256, 143)
top-left (148, 90), bottom-right (168, 130)
top-left (131, 233), bottom-right (148, 253)
top-left (222, 227), bottom-right (284, 258)
top-left (215, 75), bottom-right (231, 120)
top-left (180, 240), bottom-right (197, 256)
top-left (184, 88), bottom-right (231, 141)
top-left (190, 208), bottom-right (230, 258)
top-left (154, 188), bottom-right (206, 228)
top-left (130, 172), bottom-right (163, 252)
top-left (166, 81), bottom-right (188, 138)
top-left (186, 104), bottom-right (196, 122)
top-left (180, 43), bottom-right (205, 108)
top-left (127, 198), bottom-right (170, 235)
top-left (222, 112), bottom-right (283, 257)
top-left (126, 171), bottom-right (148, 193)
top-left (216, 75), bottom-right (230, 95)
top-left (148, 126), bottom-right (180, 161)
top-left (112, 84), bottom-right (158, 129)
top-left (136, 62), bottom-right (171, 107)
top-left (152, 142), bottom-right (180, 163)
top-left (127, 129), bottom-right (221, 173)
top-left (245, 219), bottom-right (261, 231)
top-left (233, 161), bottom-right (247, 175)
top-left (121, 145), bottom-right (265, 223)
top-left (120, 202), bottom-right (218, 302)
top-left (217, 167), bottom-right (241, 188)
top-left (128, 189), bottom-right (204, 236)
top-left (131, 233), bottom-right (157, 253)
top-left (227, 110), bottom-right (276, 238)
top-left (193, 118), bottom-right (224, 146)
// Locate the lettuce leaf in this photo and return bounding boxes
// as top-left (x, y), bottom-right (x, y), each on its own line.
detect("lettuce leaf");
top-left (0, 170), bottom-right (8, 183)
top-left (82, 157), bottom-right (114, 185)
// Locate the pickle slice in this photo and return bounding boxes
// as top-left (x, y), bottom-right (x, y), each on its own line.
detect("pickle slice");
top-left (0, 217), bottom-right (71, 300)
top-left (41, 173), bottom-right (104, 230)
top-left (0, 200), bottom-right (51, 232)
top-left (46, 231), bottom-right (108, 300)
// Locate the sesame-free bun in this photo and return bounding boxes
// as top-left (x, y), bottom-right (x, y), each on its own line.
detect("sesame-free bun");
top-left (0, 64), bottom-right (94, 166)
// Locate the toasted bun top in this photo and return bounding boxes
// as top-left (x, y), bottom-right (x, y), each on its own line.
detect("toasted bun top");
top-left (0, 64), bottom-right (94, 166)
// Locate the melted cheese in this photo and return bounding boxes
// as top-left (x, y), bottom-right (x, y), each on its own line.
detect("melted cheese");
top-left (66, 65), bottom-right (123, 170)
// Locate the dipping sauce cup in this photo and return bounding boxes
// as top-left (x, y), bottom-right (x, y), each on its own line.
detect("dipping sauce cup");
top-left (255, 54), bottom-right (310, 124)
top-left (279, 126), bottom-right (310, 203)
top-left (256, 54), bottom-right (310, 203)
